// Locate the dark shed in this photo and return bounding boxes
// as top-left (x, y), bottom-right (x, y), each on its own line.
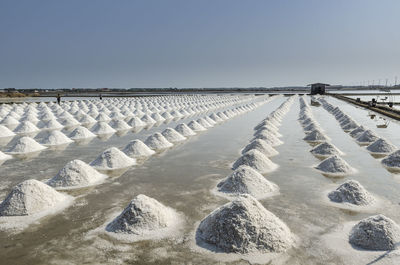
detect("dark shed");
top-left (309, 83), bottom-right (330, 95)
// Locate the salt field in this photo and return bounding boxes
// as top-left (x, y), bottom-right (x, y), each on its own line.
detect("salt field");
top-left (1, 94), bottom-right (400, 264)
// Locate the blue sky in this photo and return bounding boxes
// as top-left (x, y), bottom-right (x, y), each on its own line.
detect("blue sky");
top-left (0, 0), bottom-right (399, 88)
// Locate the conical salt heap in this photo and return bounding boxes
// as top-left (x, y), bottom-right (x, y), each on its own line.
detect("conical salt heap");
top-left (145, 133), bottom-right (173, 150)
top-left (42, 119), bottom-right (64, 130)
top-left (40, 130), bottom-right (73, 146)
top-left (0, 151), bottom-right (12, 161)
top-left (310, 142), bottom-right (342, 158)
top-left (91, 122), bottom-right (117, 135)
top-left (69, 126), bottom-right (96, 140)
top-left (47, 159), bottom-right (107, 189)
top-left (232, 149), bottom-right (278, 174)
top-left (0, 179), bottom-right (70, 216)
top-left (303, 129), bottom-right (328, 143)
top-left (341, 120), bottom-right (359, 132)
top-left (217, 166), bottom-right (278, 199)
top-left (366, 138), bottom-right (397, 155)
top-left (196, 195), bottom-right (294, 254)
top-left (381, 150), bottom-right (400, 170)
top-left (161, 128), bottom-right (186, 143)
top-left (303, 122), bottom-right (321, 132)
top-left (241, 139), bottom-right (278, 157)
top-left (7, 136), bottom-right (47, 154)
top-left (110, 120), bottom-right (131, 131)
top-left (0, 125), bottom-right (16, 138)
top-left (122, 140), bottom-right (155, 158)
top-left (328, 179), bottom-right (374, 206)
top-left (106, 194), bottom-right (181, 236)
top-left (349, 214), bottom-right (400, 251)
top-left (13, 121), bottom-right (39, 134)
top-left (253, 131), bottom-right (283, 146)
top-left (254, 126), bottom-right (282, 138)
top-left (356, 130), bottom-right (379, 144)
top-left (187, 120), bottom-right (207, 132)
top-left (315, 155), bottom-right (354, 176)
top-left (175, 123), bottom-right (196, 137)
top-left (90, 147), bottom-right (136, 170)
top-left (127, 116), bottom-right (146, 127)
top-left (349, 126), bottom-right (366, 138)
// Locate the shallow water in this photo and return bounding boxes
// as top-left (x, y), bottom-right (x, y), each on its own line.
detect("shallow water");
top-left (0, 95), bottom-right (400, 264)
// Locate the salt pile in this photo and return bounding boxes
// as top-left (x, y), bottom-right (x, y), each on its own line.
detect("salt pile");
top-left (60, 117), bottom-right (80, 127)
top-left (315, 155), bottom-right (354, 176)
top-left (328, 179), bottom-right (374, 206)
top-left (106, 194), bottom-right (181, 238)
top-left (69, 126), bottom-right (96, 140)
top-left (144, 133), bottom-right (173, 150)
top-left (241, 139), bottom-right (278, 157)
top-left (349, 214), bottom-right (400, 251)
top-left (0, 151), bottom-right (12, 161)
top-left (42, 119), bottom-right (64, 130)
top-left (90, 147), bottom-right (136, 170)
top-left (341, 120), bottom-right (359, 132)
top-left (122, 140), bottom-right (155, 158)
top-left (356, 130), bottom-right (379, 144)
top-left (366, 138), bottom-right (397, 155)
top-left (13, 121), bottom-right (39, 134)
top-left (110, 120), bottom-right (131, 131)
top-left (232, 149), bottom-right (278, 174)
top-left (217, 166), bottom-right (278, 199)
top-left (161, 128), bottom-right (186, 143)
top-left (47, 159), bottom-right (107, 189)
top-left (187, 120), bottom-right (207, 132)
top-left (91, 122), bottom-right (117, 135)
top-left (7, 136), bottom-right (47, 154)
top-left (40, 130), bottom-right (73, 146)
top-left (381, 150), bottom-right (400, 170)
top-left (303, 129), bottom-right (328, 143)
top-left (310, 142), bottom-right (342, 158)
top-left (0, 179), bottom-right (70, 216)
top-left (141, 114), bottom-right (156, 124)
top-left (0, 125), bottom-right (16, 138)
top-left (255, 126), bottom-right (282, 138)
top-left (253, 131), bottom-right (283, 146)
top-left (127, 116), bottom-right (146, 127)
top-left (196, 195), bottom-right (294, 253)
top-left (1, 116), bottom-right (19, 126)
top-left (175, 123), bottom-right (196, 137)
top-left (303, 122), bottom-right (321, 132)
top-left (349, 126), bottom-right (366, 138)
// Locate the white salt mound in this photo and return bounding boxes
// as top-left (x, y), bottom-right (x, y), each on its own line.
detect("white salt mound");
top-left (175, 123), bottom-right (196, 137)
top-left (310, 142), bottom-right (342, 157)
top-left (303, 129), bottom-right (328, 142)
top-left (0, 125), bottom-right (16, 137)
top-left (47, 159), bottom-right (107, 189)
top-left (13, 121), bottom-right (39, 134)
top-left (91, 122), bottom-right (117, 135)
top-left (356, 130), bottom-right (379, 144)
top-left (253, 131), bottom-right (283, 147)
top-left (328, 179), bottom-right (374, 206)
top-left (349, 214), bottom-right (400, 251)
top-left (7, 136), bottom-right (47, 154)
top-left (69, 126), bottom-right (96, 140)
top-left (90, 147), bottom-right (136, 170)
top-left (0, 151), bottom-right (12, 161)
top-left (217, 166), bottom-right (278, 199)
top-left (106, 194), bottom-right (180, 236)
top-left (187, 120), bottom-right (207, 132)
top-left (122, 140), bottom-right (155, 158)
top-left (161, 128), bottom-right (186, 143)
top-left (196, 195), bottom-right (294, 254)
top-left (349, 126), bottom-right (365, 138)
top-left (366, 138), bottom-right (397, 154)
top-left (381, 150), bottom-right (400, 169)
top-left (144, 133), bottom-right (173, 150)
top-left (0, 179), bottom-right (69, 216)
top-left (40, 130), bottom-right (73, 146)
top-left (315, 155), bottom-right (354, 175)
top-left (241, 139), bottom-right (278, 157)
top-left (232, 149), bottom-right (278, 174)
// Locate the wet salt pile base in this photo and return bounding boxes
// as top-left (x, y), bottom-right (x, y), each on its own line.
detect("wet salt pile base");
top-left (1, 94), bottom-right (400, 264)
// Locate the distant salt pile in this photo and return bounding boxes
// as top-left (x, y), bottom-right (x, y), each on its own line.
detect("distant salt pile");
top-left (196, 195), bottom-right (294, 253)
top-left (110, 120), bottom-right (131, 131)
top-left (303, 129), bottom-right (328, 143)
top-left (127, 116), bottom-right (146, 127)
top-left (95, 113), bottom-right (111, 122)
top-left (232, 149), bottom-right (278, 174)
top-left (303, 122), bottom-right (321, 132)
top-left (0, 125), bottom-right (16, 138)
top-left (381, 150), bottom-right (400, 170)
top-left (315, 155), bottom-right (354, 176)
top-left (209, 113), bottom-right (223, 123)
top-left (7, 136), bottom-right (47, 154)
top-left (349, 214), bottom-right (400, 251)
top-left (144, 133), bottom-right (173, 150)
top-left (106, 194), bottom-right (181, 238)
top-left (91, 122), bottom-right (117, 135)
top-left (79, 115), bottom-right (97, 125)
top-left (197, 118), bottom-right (213, 128)
top-left (356, 130), bottom-right (379, 145)
top-left (161, 111), bottom-right (174, 120)
top-left (341, 120), bottom-right (359, 132)
top-left (217, 166), bottom-right (278, 199)
top-left (1, 116), bottom-right (19, 126)
top-left (122, 140), bottom-right (155, 158)
top-left (90, 147), bottom-right (136, 170)
top-left (328, 179), bottom-right (374, 206)
top-left (151, 112), bottom-right (165, 122)
top-left (253, 131), bottom-right (284, 146)
top-left (42, 119), bottom-right (64, 130)
top-left (0, 179), bottom-right (70, 216)
top-left (0, 151), bottom-right (12, 161)
top-left (255, 126), bottom-right (282, 138)
top-left (187, 120), bottom-right (207, 132)
top-left (60, 117), bottom-right (80, 127)
top-left (47, 159), bottom-right (107, 189)
top-left (349, 126), bottom-right (366, 138)
top-left (40, 130), bottom-right (73, 146)
top-left (366, 138), bottom-right (397, 155)
top-left (242, 139), bottom-right (278, 157)
top-left (161, 128), bottom-right (186, 143)
top-left (141, 114), bottom-right (156, 124)
top-left (310, 142), bottom-right (342, 158)
top-left (13, 121), bottom-right (39, 134)
top-left (175, 123), bottom-right (196, 137)
top-left (69, 126), bottom-right (96, 140)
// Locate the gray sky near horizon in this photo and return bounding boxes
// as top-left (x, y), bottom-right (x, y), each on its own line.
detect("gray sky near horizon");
top-left (1, 0), bottom-right (399, 89)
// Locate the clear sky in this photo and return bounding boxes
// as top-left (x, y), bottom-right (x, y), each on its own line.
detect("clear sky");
top-left (0, 0), bottom-right (399, 88)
